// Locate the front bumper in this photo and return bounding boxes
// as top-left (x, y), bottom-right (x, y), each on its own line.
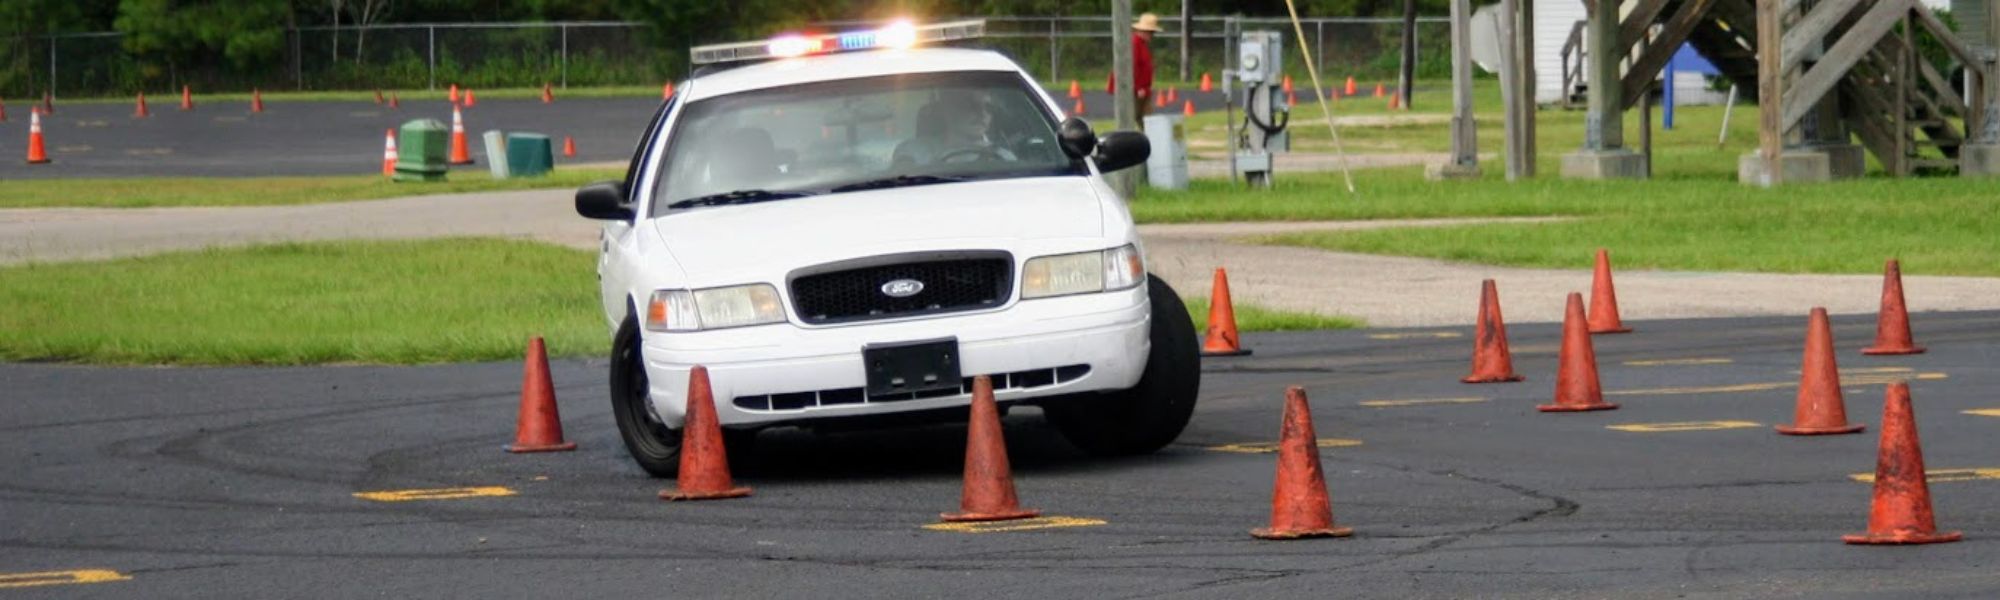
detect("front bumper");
top-left (640, 285), bottom-right (1150, 428)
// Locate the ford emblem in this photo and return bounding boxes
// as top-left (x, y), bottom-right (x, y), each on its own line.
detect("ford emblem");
top-left (880, 279), bottom-right (925, 298)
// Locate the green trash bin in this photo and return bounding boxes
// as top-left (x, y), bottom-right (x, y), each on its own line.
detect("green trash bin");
top-left (505, 133), bottom-right (554, 178)
top-left (394, 119), bottom-right (449, 182)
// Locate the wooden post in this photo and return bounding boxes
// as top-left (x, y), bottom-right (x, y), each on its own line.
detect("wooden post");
top-left (1757, 0), bottom-right (1783, 185)
top-left (1450, 0), bottom-right (1478, 169)
top-left (1586, 0), bottom-right (1623, 150)
top-left (1110, 0), bottom-right (1139, 197)
top-left (1498, 0), bottom-right (1526, 180)
top-left (1400, 0), bottom-right (1419, 108)
top-left (1894, 9), bottom-right (1911, 177)
top-left (1985, 0), bottom-right (2000, 142)
top-left (1517, 0), bottom-right (1537, 175)
top-left (1179, 0), bottom-right (1191, 82)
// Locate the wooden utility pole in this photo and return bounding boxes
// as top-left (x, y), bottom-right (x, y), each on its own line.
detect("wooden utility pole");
top-left (1430, 0), bottom-right (1481, 179)
top-left (1179, 0), bottom-right (1191, 82)
top-left (1516, 0), bottom-right (1536, 174)
top-left (1399, 0), bottom-right (1418, 108)
top-left (1497, 0), bottom-right (1525, 180)
top-left (1755, 0), bottom-right (1782, 186)
top-left (1111, 0), bottom-right (1139, 197)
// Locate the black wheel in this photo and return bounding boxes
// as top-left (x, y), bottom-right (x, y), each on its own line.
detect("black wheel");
top-left (1045, 276), bottom-right (1201, 456)
top-left (610, 317), bottom-right (681, 478)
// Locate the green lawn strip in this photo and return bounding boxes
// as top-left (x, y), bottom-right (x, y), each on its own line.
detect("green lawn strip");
top-left (53, 86), bottom-right (669, 105)
top-left (0, 168), bottom-right (622, 209)
top-left (1185, 298), bottom-right (1364, 333)
top-left (0, 239), bottom-right (606, 365)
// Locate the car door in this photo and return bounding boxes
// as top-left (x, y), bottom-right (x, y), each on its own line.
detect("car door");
top-left (599, 95), bottom-right (677, 325)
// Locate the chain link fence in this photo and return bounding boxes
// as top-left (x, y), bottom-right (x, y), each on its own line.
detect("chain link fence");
top-left (5, 15), bottom-right (1448, 99)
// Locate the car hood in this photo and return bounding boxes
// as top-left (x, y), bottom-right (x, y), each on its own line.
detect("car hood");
top-left (652, 176), bottom-right (1106, 283)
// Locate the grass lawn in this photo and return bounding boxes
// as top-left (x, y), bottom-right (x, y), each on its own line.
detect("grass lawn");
top-left (0, 168), bottom-right (622, 209)
top-left (0, 239), bottom-right (1357, 365)
top-left (1185, 298), bottom-right (1363, 333)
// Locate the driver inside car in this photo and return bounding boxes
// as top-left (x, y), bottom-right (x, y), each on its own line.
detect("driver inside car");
top-left (891, 92), bottom-right (1017, 167)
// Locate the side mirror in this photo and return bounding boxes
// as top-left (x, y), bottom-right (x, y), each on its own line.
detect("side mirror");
top-left (575, 181), bottom-right (634, 221)
top-left (1058, 117), bottom-right (1097, 158)
top-left (1091, 131), bottom-right (1151, 173)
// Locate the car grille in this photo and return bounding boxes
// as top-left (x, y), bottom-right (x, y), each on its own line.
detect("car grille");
top-left (789, 255), bottom-right (1012, 324)
top-left (732, 365), bottom-right (1093, 411)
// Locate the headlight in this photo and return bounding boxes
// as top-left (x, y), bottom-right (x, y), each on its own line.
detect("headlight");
top-left (645, 284), bottom-right (786, 332)
top-left (1022, 244), bottom-right (1145, 299)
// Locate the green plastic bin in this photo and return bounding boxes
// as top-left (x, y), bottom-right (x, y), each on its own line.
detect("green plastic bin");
top-left (505, 133), bottom-right (554, 178)
top-left (394, 119), bottom-right (449, 182)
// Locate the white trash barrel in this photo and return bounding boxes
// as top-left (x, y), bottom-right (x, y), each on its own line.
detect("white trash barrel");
top-left (1143, 114), bottom-right (1189, 190)
top-left (482, 130), bottom-right (511, 179)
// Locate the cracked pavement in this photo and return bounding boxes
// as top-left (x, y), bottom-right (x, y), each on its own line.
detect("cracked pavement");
top-left (5, 311), bottom-right (1998, 597)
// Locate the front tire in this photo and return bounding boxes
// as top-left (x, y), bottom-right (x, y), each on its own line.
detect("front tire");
top-left (610, 317), bottom-right (682, 477)
top-left (1045, 276), bottom-right (1201, 456)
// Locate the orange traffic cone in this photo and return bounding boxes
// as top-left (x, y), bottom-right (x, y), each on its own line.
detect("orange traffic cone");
top-left (1165, 86), bottom-right (1177, 103)
top-left (1373, 83), bottom-right (1385, 98)
top-left (660, 366), bottom-right (753, 501)
top-left (179, 85), bottom-right (193, 111)
top-left (24, 109), bottom-right (50, 165)
top-left (941, 375), bottom-right (1038, 522)
top-left (1463, 279), bottom-right (1525, 383)
top-left (133, 92), bottom-right (150, 118)
top-left (448, 105), bottom-right (474, 165)
top-left (463, 89), bottom-right (476, 108)
top-left (1587, 248), bottom-right (1633, 334)
top-left (541, 83), bottom-right (554, 104)
top-left (562, 136), bottom-right (576, 158)
top-left (1345, 76), bottom-right (1358, 96)
top-left (250, 88), bottom-right (264, 113)
top-left (1287, 90), bottom-right (1298, 108)
top-left (1105, 72), bottom-right (1115, 94)
top-left (1068, 79), bottom-right (1081, 99)
top-left (42, 91), bottom-right (53, 115)
top-left (1863, 259), bottom-right (1924, 355)
top-left (1156, 91), bottom-right (1168, 109)
top-left (0, 97), bottom-right (7, 122)
top-left (448, 83), bottom-right (459, 103)
top-left (505, 337), bottom-right (576, 453)
top-left (1252, 386), bottom-right (1354, 540)
top-left (1202, 268), bottom-right (1252, 357)
top-left (1389, 91), bottom-right (1401, 110)
top-left (1282, 75), bottom-right (1294, 94)
top-left (374, 89), bottom-right (384, 104)
top-left (1072, 97), bottom-right (1085, 117)
top-left (1778, 308), bottom-right (1865, 435)
top-left (1844, 381), bottom-right (1960, 544)
top-left (662, 81), bottom-right (675, 100)
top-left (388, 92), bottom-right (400, 109)
top-left (1540, 292), bottom-right (1618, 412)
top-left (1182, 99), bottom-right (1196, 117)
top-left (1200, 72), bottom-right (1213, 92)
top-left (381, 128), bottom-right (399, 177)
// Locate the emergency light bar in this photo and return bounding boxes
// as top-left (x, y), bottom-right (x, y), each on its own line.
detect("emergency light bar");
top-left (691, 19), bottom-right (986, 65)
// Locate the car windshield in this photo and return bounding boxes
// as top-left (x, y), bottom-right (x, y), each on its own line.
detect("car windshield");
top-left (652, 70), bottom-right (1075, 216)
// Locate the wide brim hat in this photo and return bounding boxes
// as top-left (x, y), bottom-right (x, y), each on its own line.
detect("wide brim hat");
top-left (1133, 13), bottom-right (1164, 32)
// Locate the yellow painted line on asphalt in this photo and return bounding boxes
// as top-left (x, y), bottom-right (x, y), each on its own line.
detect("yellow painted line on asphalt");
top-left (0, 569), bottom-right (131, 589)
top-left (1962, 409), bottom-right (2000, 418)
top-left (1367, 331), bottom-right (1461, 340)
top-left (1845, 373), bottom-right (1947, 385)
top-left (212, 116), bottom-right (247, 123)
top-left (353, 486), bottom-right (516, 502)
top-left (124, 148), bottom-right (174, 156)
top-left (55, 145), bottom-right (93, 153)
top-left (1850, 468), bottom-right (2000, 484)
top-left (1835, 367), bottom-right (1914, 375)
top-left (74, 119), bottom-right (109, 128)
top-left (1606, 382), bottom-right (1790, 396)
top-left (1208, 439), bottom-right (1362, 454)
top-left (923, 516), bottom-right (1107, 533)
top-left (1359, 397), bottom-right (1488, 408)
top-left (1623, 358), bottom-right (1733, 367)
top-left (1606, 420), bottom-right (1761, 433)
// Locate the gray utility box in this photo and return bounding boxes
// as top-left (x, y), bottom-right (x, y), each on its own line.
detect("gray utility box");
top-left (1143, 114), bottom-right (1189, 190)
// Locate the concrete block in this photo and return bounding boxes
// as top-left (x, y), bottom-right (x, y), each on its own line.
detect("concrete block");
top-left (1737, 150), bottom-right (1832, 187)
top-left (1960, 144), bottom-right (2000, 177)
top-left (1559, 149), bottom-right (1646, 180)
top-left (1816, 144), bottom-right (1865, 179)
top-left (1425, 162), bottom-right (1483, 181)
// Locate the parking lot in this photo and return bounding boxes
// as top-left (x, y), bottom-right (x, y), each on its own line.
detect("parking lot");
top-left (7, 310), bottom-right (1997, 597)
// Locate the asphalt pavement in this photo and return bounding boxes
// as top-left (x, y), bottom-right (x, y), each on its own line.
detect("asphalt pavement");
top-left (6, 311), bottom-right (2000, 597)
top-left (0, 88), bottom-right (1226, 180)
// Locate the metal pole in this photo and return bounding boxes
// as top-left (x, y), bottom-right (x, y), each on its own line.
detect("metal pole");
top-left (1664, 59), bottom-right (1676, 130)
top-left (1449, 0), bottom-right (1478, 169)
top-left (1179, 0), bottom-right (1191, 81)
top-left (1316, 20), bottom-right (1324, 83)
top-left (1399, 0), bottom-right (1418, 108)
top-left (561, 25), bottom-right (569, 89)
top-left (1498, 0), bottom-right (1523, 180)
top-left (49, 36), bottom-right (57, 100)
top-left (1050, 20), bottom-right (1059, 82)
top-left (427, 26), bottom-right (437, 91)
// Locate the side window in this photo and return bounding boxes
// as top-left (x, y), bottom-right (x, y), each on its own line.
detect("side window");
top-left (624, 95), bottom-right (678, 205)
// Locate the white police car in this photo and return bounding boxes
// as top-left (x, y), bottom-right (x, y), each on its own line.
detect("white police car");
top-left (575, 20), bottom-right (1198, 476)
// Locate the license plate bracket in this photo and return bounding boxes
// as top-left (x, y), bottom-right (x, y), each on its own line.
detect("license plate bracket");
top-left (863, 338), bottom-right (962, 398)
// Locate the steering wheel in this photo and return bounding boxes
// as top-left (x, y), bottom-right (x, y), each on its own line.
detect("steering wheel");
top-left (937, 147), bottom-right (1006, 164)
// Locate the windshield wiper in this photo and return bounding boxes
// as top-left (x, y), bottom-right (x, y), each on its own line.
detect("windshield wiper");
top-left (828, 174), bottom-right (967, 193)
top-left (666, 189), bottom-right (814, 210)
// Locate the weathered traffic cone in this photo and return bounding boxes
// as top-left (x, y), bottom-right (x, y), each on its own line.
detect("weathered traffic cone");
top-left (662, 81), bottom-right (675, 99)
top-left (1156, 91), bottom-right (1168, 109)
top-left (1540, 292), bottom-right (1618, 412)
top-left (562, 136), bottom-right (576, 158)
top-left (940, 375), bottom-right (1038, 522)
top-left (1105, 71), bottom-right (1115, 94)
top-left (388, 92), bottom-right (400, 109)
top-left (1200, 72), bottom-right (1213, 92)
top-left (133, 92), bottom-right (150, 118)
top-left (1463, 279), bottom-right (1525, 383)
top-left (1389, 91), bottom-right (1401, 110)
top-left (1068, 79), bottom-right (1081, 99)
top-left (381, 128), bottom-right (399, 177)
top-left (448, 83), bottom-right (459, 103)
top-left (1862, 259), bottom-right (1925, 355)
top-left (24, 109), bottom-right (50, 165)
top-left (1373, 83), bottom-right (1385, 98)
top-left (448, 105), bottom-right (474, 165)
top-left (1778, 308), bottom-right (1865, 435)
top-left (1165, 86), bottom-right (1177, 103)
top-left (1201, 268), bottom-right (1253, 357)
top-left (250, 88), bottom-right (264, 113)
top-left (1182, 99), bottom-right (1196, 117)
top-left (541, 83), bottom-right (554, 104)
top-left (660, 366), bottom-right (753, 500)
top-left (1287, 90), bottom-right (1298, 107)
top-left (1072, 97), bottom-right (1085, 118)
top-left (1252, 386), bottom-right (1354, 540)
top-left (1844, 382), bottom-right (1961, 545)
top-left (505, 337), bottom-right (576, 453)
top-left (374, 89), bottom-right (385, 104)
top-left (179, 85), bottom-right (193, 111)
top-left (1344, 76), bottom-right (1358, 96)
top-left (1587, 248), bottom-right (1633, 334)
top-left (1282, 74), bottom-right (1294, 94)
top-left (463, 88), bottom-right (477, 108)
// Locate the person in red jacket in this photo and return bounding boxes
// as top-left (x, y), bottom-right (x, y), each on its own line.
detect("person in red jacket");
top-left (1130, 12), bottom-right (1161, 117)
